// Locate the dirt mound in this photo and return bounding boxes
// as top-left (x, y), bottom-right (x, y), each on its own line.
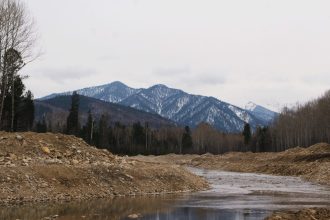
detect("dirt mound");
top-left (0, 132), bottom-right (116, 167)
top-left (266, 208), bottom-right (330, 220)
top-left (0, 132), bottom-right (208, 206)
top-left (139, 143), bottom-right (330, 186)
top-left (306, 143), bottom-right (330, 154)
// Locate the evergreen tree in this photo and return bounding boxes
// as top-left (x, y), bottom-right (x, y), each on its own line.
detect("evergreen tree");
top-left (4, 48), bottom-right (24, 131)
top-left (145, 122), bottom-right (149, 152)
top-left (17, 90), bottom-right (34, 131)
top-left (0, 0), bottom-right (37, 126)
top-left (132, 122), bottom-right (145, 146)
top-left (255, 126), bottom-right (271, 152)
top-left (85, 109), bottom-right (94, 144)
top-left (182, 126), bottom-right (193, 153)
top-left (98, 114), bottom-right (109, 148)
top-left (112, 121), bottom-right (125, 153)
top-left (1, 75), bottom-right (34, 131)
top-left (242, 123), bottom-right (251, 146)
top-left (66, 92), bottom-right (80, 135)
top-left (36, 116), bottom-right (47, 133)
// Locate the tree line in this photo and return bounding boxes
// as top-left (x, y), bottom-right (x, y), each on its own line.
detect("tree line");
top-left (0, 0), bottom-right (247, 155)
top-left (242, 90), bottom-right (330, 152)
top-left (2, 1), bottom-right (328, 155)
top-left (12, 87), bottom-right (330, 155)
top-left (37, 90), bottom-right (330, 155)
top-left (269, 90), bottom-right (330, 151)
top-left (35, 92), bottom-right (245, 155)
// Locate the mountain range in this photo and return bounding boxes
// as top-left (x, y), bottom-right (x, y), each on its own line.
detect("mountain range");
top-left (35, 95), bottom-right (174, 129)
top-left (41, 81), bottom-right (278, 132)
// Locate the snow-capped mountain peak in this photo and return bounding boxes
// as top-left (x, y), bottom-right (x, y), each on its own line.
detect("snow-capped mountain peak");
top-left (244, 102), bottom-right (278, 124)
top-left (40, 81), bottom-right (141, 103)
top-left (40, 82), bottom-right (277, 132)
top-left (245, 101), bottom-right (258, 111)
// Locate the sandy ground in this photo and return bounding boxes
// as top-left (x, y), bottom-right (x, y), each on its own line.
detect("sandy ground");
top-left (0, 132), bottom-right (208, 206)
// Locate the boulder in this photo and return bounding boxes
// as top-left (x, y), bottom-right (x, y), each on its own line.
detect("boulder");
top-left (16, 135), bottom-right (23, 141)
top-left (41, 147), bottom-right (51, 154)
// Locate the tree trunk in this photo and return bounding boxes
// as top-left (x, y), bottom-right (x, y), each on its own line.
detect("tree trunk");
top-left (10, 73), bottom-right (14, 131)
top-left (90, 120), bottom-right (94, 144)
top-left (0, 68), bottom-right (7, 126)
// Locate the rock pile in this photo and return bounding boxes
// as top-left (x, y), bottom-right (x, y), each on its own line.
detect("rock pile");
top-left (0, 132), bottom-right (208, 206)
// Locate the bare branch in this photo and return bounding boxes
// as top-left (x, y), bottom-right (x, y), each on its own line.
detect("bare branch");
top-left (0, 0), bottom-right (38, 126)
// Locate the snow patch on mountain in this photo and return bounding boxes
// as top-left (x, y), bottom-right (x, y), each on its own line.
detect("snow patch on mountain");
top-left (245, 102), bottom-right (278, 124)
top-left (245, 101), bottom-right (258, 111)
top-left (40, 82), bottom-right (277, 132)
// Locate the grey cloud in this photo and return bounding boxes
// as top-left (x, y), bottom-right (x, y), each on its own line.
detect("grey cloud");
top-left (31, 67), bottom-right (97, 84)
top-left (97, 54), bottom-right (120, 61)
top-left (153, 66), bottom-right (226, 86)
top-left (198, 75), bottom-right (226, 86)
top-left (153, 66), bottom-right (191, 76)
top-left (179, 73), bottom-right (226, 87)
top-left (302, 73), bottom-right (330, 85)
top-left (21, 0), bottom-right (330, 108)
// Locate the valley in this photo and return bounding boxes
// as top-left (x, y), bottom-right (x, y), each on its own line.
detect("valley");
top-left (0, 0), bottom-right (329, 219)
top-left (0, 131), bottom-right (329, 219)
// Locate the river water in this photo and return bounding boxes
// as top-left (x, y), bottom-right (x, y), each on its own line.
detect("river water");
top-left (1, 168), bottom-right (330, 220)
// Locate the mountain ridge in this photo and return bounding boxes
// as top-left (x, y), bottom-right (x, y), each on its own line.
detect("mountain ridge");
top-left (40, 81), bottom-right (277, 132)
top-left (35, 95), bottom-right (175, 129)
top-left (245, 101), bottom-right (278, 123)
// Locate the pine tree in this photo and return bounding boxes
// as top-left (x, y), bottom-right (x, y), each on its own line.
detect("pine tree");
top-left (0, 0), bottom-right (37, 126)
top-left (182, 126), bottom-right (193, 154)
top-left (4, 48), bottom-right (24, 131)
top-left (132, 122), bottom-right (145, 146)
top-left (85, 109), bottom-right (94, 144)
top-left (255, 126), bottom-right (271, 152)
top-left (145, 122), bottom-right (149, 152)
top-left (98, 114), bottom-right (109, 148)
top-left (17, 90), bottom-right (34, 131)
top-left (1, 75), bottom-right (34, 131)
top-left (36, 116), bottom-right (47, 133)
top-left (66, 92), bottom-right (80, 135)
top-left (243, 123), bottom-right (251, 146)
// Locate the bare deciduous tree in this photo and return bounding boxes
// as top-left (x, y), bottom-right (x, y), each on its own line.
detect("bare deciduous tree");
top-left (270, 90), bottom-right (330, 150)
top-left (0, 0), bottom-right (37, 127)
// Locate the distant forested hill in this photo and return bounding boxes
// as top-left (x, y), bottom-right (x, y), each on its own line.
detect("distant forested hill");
top-left (41, 81), bottom-right (277, 132)
top-left (35, 95), bottom-right (175, 131)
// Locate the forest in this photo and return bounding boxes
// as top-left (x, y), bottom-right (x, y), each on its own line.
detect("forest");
top-left (1, 0), bottom-right (329, 156)
top-left (270, 90), bottom-right (330, 151)
top-left (0, 0), bottom-right (35, 133)
top-left (33, 90), bottom-right (330, 155)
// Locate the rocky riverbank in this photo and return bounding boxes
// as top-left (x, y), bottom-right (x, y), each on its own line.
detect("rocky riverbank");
top-left (135, 143), bottom-right (330, 186)
top-left (0, 132), bottom-right (208, 206)
top-left (134, 143), bottom-right (330, 220)
top-left (266, 208), bottom-right (330, 220)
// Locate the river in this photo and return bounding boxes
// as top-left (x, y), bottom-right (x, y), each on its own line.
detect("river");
top-left (1, 168), bottom-right (330, 220)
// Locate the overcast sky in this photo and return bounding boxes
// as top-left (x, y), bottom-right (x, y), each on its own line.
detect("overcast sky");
top-left (21, 0), bottom-right (330, 111)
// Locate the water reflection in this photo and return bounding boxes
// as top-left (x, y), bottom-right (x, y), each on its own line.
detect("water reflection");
top-left (131, 208), bottom-right (270, 220)
top-left (0, 196), bottom-right (179, 220)
top-left (1, 169), bottom-right (330, 220)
